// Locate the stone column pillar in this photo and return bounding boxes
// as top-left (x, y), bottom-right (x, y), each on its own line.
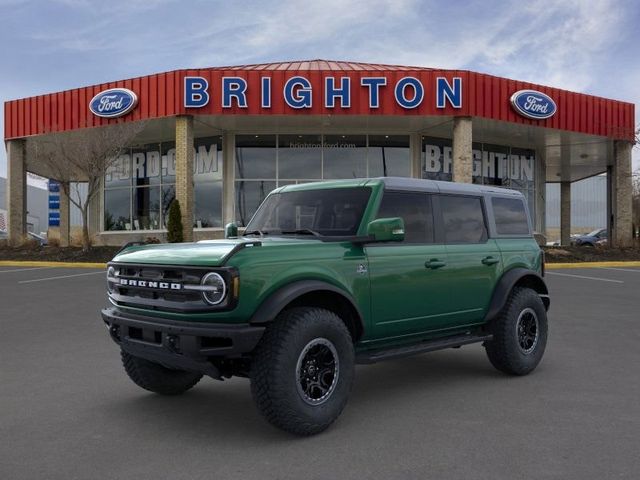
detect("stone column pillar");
top-left (452, 117), bottom-right (473, 183)
top-left (560, 181), bottom-right (571, 246)
top-left (612, 141), bottom-right (633, 247)
top-left (222, 133), bottom-right (236, 225)
top-left (606, 165), bottom-right (614, 243)
top-left (175, 116), bottom-right (194, 242)
top-left (6, 139), bottom-right (27, 246)
top-left (59, 182), bottom-right (70, 247)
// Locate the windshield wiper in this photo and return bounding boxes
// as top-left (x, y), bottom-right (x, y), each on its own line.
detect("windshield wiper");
top-left (280, 228), bottom-right (322, 237)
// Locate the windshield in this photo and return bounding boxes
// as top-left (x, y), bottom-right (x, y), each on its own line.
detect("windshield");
top-left (245, 187), bottom-right (372, 237)
top-left (587, 229), bottom-right (604, 237)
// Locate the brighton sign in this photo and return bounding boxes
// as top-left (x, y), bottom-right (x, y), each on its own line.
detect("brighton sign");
top-left (510, 89), bottom-right (556, 120)
top-left (183, 75), bottom-right (464, 110)
top-left (89, 88), bottom-right (138, 118)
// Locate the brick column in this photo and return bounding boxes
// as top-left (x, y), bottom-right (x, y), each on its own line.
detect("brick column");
top-left (59, 182), bottom-right (70, 247)
top-left (611, 141), bottom-right (633, 247)
top-left (175, 116), bottom-right (194, 242)
top-left (222, 133), bottom-right (236, 225)
top-left (452, 117), bottom-right (473, 183)
top-left (6, 139), bottom-right (27, 246)
top-left (560, 181), bottom-right (571, 246)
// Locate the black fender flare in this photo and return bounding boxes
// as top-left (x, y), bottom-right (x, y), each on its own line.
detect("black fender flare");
top-left (484, 268), bottom-right (550, 323)
top-left (249, 280), bottom-right (365, 340)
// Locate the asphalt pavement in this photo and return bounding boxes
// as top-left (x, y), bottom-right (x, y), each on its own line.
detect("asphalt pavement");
top-left (1, 265), bottom-right (639, 480)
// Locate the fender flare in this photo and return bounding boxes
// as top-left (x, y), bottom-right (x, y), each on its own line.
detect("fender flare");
top-left (249, 280), bottom-right (365, 339)
top-left (484, 268), bottom-right (550, 322)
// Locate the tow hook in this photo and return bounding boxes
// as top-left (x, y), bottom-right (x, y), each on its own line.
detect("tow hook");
top-left (166, 334), bottom-right (180, 353)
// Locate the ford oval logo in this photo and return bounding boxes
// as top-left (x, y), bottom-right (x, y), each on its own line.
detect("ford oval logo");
top-left (89, 88), bottom-right (138, 118)
top-left (510, 89), bottom-right (556, 120)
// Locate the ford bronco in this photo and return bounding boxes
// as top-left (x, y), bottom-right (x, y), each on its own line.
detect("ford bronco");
top-left (102, 177), bottom-right (549, 435)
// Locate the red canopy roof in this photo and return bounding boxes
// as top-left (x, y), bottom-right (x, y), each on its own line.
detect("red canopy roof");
top-left (4, 59), bottom-right (635, 141)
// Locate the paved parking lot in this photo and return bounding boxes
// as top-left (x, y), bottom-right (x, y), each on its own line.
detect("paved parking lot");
top-left (1, 265), bottom-right (639, 480)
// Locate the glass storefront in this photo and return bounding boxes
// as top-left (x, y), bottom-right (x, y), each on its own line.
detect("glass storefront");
top-left (422, 136), bottom-right (537, 218)
top-left (104, 136), bottom-right (223, 231)
top-left (102, 132), bottom-right (536, 233)
top-left (235, 134), bottom-right (410, 225)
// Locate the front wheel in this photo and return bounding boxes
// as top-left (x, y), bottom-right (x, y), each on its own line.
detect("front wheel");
top-left (485, 287), bottom-right (548, 375)
top-left (250, 307), bottom-right (355, 435)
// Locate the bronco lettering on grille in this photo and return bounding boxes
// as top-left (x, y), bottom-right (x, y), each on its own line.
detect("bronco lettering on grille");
top-left (119, 278), bottom-right (182, 290)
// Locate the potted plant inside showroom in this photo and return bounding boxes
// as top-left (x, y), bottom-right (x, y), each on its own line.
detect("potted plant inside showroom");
top-left (166, 199), bottom-right (183, 243)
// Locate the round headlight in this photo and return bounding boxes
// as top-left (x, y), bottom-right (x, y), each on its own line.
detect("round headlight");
top-left (107, 266), bottom-right (116, 294)
top-left (201, 272), bottom-right (226, 305)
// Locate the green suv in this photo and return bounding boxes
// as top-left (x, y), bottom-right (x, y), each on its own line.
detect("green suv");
top-left (102, 178), bottom-right (549, 435)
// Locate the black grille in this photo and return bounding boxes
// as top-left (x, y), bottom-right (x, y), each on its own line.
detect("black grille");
top-left (107, 263), bottom-right (236, 313)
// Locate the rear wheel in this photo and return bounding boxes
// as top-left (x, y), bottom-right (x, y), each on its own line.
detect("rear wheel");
top-left (485, 287), bottom-right (548, 375)
top-left (121, 350), bottom-right (202, 395)
top-left (250, 307), bottom-right (355, 435)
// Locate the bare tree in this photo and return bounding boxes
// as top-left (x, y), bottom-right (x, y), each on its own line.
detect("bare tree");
top-left (27, 121), bottom-right (146, 251)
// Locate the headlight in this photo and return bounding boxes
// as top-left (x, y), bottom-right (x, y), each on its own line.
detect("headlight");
top-left (200, 272), bottom-right (227, 305)
top-left (107, 266), bottom-right (116, 293)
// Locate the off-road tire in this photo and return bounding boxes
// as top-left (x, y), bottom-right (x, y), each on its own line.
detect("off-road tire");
top-left (121, 350), bottom-right (202, 395)
top-left (485, 287), bottom-right (548, 375)
top-left (250, 307), bottom-right (355, 436)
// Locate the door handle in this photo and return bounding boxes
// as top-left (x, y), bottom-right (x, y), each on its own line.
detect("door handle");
top-left (425, 259), bottom-right (446, 269)
top-left (482, 256), bottom-right (500, 266)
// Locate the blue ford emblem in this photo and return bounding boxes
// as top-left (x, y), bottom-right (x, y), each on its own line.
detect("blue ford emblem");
top-left (510, 89), bottom-right (556, 120)
top-left (89, 88), bottom-right (138, 118)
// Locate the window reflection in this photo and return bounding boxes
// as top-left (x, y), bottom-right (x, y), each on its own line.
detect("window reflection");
top-left (368, 135), bottom-right (410, 177)
top-left (236, 180), bottom-right (277, 226)
top-left (233, 134), bottom-right (411, 224)
top-left (422, 136), bottom-right (537, 220)
top-left (104, 188), bottom-right (131, 231)
top-left (104, 136), bottom-right (224, 232)
top-left (194, 182), bottom-right (223, 228)
top-left (133, 186), bottom-right (161, 230)
top-left (323, 135), bottom-right (367, 179)
top-left (235, 135), bottom-right (276, 179)
top-left (278, 134), bottom-right (322, 179)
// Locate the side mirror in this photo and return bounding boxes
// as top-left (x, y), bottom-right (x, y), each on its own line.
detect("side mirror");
top-left (224, 222), bottom-right (238, 239)
top-left (367, 217), bottom-right (405, 242)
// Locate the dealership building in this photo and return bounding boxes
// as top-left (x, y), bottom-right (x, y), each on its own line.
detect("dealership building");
top-left (3, 60), bottom-right (635, 246)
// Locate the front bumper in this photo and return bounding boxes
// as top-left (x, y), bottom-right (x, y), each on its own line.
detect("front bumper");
top-left (101, 307), bottom-right (265, 378)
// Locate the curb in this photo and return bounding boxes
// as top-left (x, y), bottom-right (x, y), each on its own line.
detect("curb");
top-left (2, 260), bottom-right (639, 270)
top-left (546, 261), bottom-right (640, 269)
top-left (0, 260), bottom-right (106, 269)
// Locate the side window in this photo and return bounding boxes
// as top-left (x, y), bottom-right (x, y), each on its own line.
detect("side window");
top-left (440, 195), bottom-right (487, 244)
top-left (492, 197), bottom-right (530, 235)
top-left (376, 191), bottom-right (434, 243)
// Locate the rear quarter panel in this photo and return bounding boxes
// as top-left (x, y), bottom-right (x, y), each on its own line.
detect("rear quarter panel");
top-left (495, 238), bottom-right (542, 274)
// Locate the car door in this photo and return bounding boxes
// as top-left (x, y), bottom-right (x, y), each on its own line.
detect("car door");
top-left (365, 190), bottom-right (451, 342)
top-left (437, 194), bottom-right (502, 327)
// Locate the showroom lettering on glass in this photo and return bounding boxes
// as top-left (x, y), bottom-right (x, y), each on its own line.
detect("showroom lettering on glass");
top-left (423, 142), bottom-right (535, 183)
top-left (106, 144), bottom-right (219, 182)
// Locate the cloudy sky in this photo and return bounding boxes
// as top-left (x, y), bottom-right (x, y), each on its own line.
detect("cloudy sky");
top-left (1, 0), bottom-right (639, 181)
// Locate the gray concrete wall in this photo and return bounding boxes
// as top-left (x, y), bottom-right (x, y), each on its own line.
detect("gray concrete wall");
top-left (0, 177), bottom-right (49, 234)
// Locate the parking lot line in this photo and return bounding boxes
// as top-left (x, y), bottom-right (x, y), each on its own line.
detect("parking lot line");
top-left (0, 267), bottom-right (52, 274)
top-left (546, 271), bottom-right (624, 283)
top-left (596, 267), bottom-right (640, 273)
top-left (18, 271), bottom-right (105, 284)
